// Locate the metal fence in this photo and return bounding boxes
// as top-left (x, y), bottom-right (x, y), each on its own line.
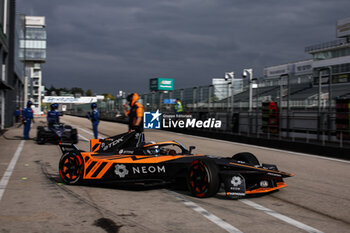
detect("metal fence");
top-left (67, 81), bottom-right (350, 150)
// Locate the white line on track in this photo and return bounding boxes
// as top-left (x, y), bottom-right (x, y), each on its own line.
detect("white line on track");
top-left (0, 140), bottom-right (25, 201)
top-left (167, 190), bottom-right (243, 233)
top-left (171, 131), bottom-right (350, 164)
top-left (61, 120), bottom-right (104, 139)
top-left (78, 134), bottom-right (90, 142)
top-left (240, 199), bottom-right (324, 233)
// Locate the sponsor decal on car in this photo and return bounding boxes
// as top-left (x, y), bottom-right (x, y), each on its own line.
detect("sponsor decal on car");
top-left (114, 164), bottom-right (166, 177)
top-left (224, 174), bottom-right (246, 197)
top-left (101, 138), bottom-right (123, 151)
top-left (114, 164), bottom-right (129, 178)
top-left (231, 176), bottom-right (242, 187)
top-left (132, 165), bottom-right (166, 174)
top-left (267, 172), bottom-right (282, 177)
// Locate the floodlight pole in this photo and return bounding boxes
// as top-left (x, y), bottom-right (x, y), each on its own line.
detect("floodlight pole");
top-left (243, 69), bottom-right (253, 135)
top-left (243, 69), bottom-right (253, 112)
top-left (225, 72), bottom-right (235, 114)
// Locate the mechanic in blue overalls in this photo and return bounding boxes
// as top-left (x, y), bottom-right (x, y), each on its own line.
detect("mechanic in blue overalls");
top-left (22, 100), bottom-right (34, 139)
top-left (47, 103), bottom-right (60, 130)
top-left (88, 103), bottom-right (99, 139)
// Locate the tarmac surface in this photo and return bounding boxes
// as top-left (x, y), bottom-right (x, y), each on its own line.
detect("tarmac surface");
top-left (0, 115), bottom-right (349, 233)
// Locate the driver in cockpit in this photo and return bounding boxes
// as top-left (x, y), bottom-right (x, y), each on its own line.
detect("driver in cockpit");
top-left (47, 103), bottom-right (60, 130)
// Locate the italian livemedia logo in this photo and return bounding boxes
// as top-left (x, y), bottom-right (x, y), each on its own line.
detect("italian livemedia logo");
top-left (143, 110), bottom-right (222, 129)
top-left (143, 110), bottom-right (162, 129)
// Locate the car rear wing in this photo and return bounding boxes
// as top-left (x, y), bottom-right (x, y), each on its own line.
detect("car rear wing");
top-left (59, 142), bottom-right (80, 154)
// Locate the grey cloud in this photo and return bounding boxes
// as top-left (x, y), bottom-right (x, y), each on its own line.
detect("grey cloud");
top-left (16, 0), bottom-right (350, 94)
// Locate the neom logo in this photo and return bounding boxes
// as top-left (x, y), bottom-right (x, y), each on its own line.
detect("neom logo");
top-left (132, 165), bottom-right (166, 174)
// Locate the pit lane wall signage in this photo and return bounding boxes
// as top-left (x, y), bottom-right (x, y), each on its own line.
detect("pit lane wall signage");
top-left (43, 96), bottom-right (98, 103)
top-left (337, 17), bottom-right (350, 38)
top-left (150, 78), bottom-right (174, 91)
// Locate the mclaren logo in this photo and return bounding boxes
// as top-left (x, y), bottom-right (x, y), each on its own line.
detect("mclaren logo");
top-left (114, 164), bottom-right (129, 178)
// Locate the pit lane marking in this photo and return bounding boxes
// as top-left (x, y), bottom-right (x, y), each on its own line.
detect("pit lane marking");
top-left (75, 126), bottom-right (104, 139)
top-left (0, 140), bottom-right (25, 201)
top-left (78, 134), bottom-right (90, 142)
top-left (167, 190), bottom-right (243, 233)
top-left (61, 121), bottom-right (104, 140)
top-left (240, 199), bottom-right (323, 233)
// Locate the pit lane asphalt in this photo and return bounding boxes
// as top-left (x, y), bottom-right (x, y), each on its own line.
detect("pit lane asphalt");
top-left (0, 115), bottom-right (349, 233)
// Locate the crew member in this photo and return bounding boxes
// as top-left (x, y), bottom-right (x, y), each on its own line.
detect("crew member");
top-left (14, 107), bottom-right (21, 123)
top-left (88, 103), bottom-right (99, 139)
top-left (123, 93), bottom-right (144, 133)
top-left (47, 103), bottom-right (60, 129)
top-left (175, 98), bottom-right (183, 114)
top-left (22, 101), bottom-right (34, 139)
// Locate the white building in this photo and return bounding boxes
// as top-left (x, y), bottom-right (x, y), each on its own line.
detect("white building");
top-left (20, 16), bottom-right (46, 113)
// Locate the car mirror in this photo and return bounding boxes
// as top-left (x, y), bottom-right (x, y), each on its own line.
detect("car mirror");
top-left (189, 146), bottom-right (196, 154)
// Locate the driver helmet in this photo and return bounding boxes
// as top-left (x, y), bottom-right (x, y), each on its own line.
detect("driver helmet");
top-left (50, 103), bottom-right (58, 110)
top-left (153, 145), bottom-right (160, 156)
top-left (91, 103), bottom-right (97, 109)
top-left (126, 93), bottom-right (139, 107)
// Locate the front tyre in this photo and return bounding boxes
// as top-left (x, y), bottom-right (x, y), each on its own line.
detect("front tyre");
top-left (187, 159), bottom-right (220, 198)
top-left (59, 152), bottom-right (84, 184)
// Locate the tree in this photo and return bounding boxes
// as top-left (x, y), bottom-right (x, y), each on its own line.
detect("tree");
top-left (102, 93), bottom-right (116, 100)
top-left (70, 87), bottom-right (85, 96)
top-left (86, 89), bottom-right (93, 96)
top-left (47, 85), bottom-right (69, 96)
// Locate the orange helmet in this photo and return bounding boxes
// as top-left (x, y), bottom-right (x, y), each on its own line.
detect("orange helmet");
top-left (127, 93), bottom-right (139, 106)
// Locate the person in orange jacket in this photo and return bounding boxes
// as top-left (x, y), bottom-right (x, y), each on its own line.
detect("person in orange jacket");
top-left (123, 93), bottom-right (144, 133)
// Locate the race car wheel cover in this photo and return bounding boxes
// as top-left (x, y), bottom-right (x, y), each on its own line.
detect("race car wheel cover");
top-left (59, 153), bottom-right (84, 184)
top-left (188, 159), bottom-right (220, 198)
top-left (232, 152), bottom-right (260, 166)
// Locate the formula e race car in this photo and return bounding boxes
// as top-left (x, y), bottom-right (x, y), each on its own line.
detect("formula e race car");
top-left (58, 131), bottom-right (293, 199)
top-left (37, 123), bottom-right (78, 145)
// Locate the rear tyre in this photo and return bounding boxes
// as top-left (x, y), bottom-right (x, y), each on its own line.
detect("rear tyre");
top-left (187, 159), bottom-right (220, 198)
top-left (37, 130), bottom-right (46, 144)
top-left (59, 152), bottom-right (84, 184)
top-left (232, 152), bottom-right (259, 166)
top-left (71, 129), bottom-right (78, 144)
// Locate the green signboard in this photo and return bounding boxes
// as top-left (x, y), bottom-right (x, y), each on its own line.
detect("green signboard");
top-left (149, 78), bottom-right (174, 91)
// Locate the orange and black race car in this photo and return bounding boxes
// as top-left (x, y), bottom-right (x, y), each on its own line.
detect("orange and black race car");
top-left (59, 131), bottom-right (293, 198)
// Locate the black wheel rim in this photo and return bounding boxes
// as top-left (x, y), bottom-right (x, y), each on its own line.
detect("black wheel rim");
top-left (189, 160), bottom-right (209, 197)
top-left (60, 154), bottom-right (82, 183)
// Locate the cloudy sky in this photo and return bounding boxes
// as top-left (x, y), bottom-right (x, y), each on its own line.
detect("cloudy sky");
top-left (16, 0), bottom-right (350, 95)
